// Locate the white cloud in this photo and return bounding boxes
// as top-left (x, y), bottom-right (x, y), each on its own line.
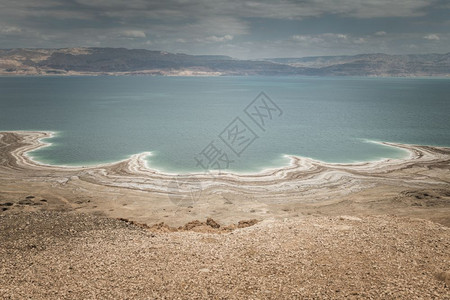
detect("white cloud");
top-left (204, 35), bottom-right (234, 42)
top-left (423, 34), bottom-right (440, 40)
top-left (0, 26), bottom-right (22, 34)
top-left (335, 34), bottom-right (348, 39)
top-left (292, 33), bottom-right (348, 44)
top-left (292, 35), bottom-right (323, 43)
top-left (122, 30), bottom-right (146, 38)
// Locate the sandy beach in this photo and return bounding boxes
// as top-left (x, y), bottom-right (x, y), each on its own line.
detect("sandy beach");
top-left (1, 130), bottom-right (449, 298)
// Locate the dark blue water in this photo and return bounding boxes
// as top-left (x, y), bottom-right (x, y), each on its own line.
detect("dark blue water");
top-left (0, 76), bottom-right (449, 173)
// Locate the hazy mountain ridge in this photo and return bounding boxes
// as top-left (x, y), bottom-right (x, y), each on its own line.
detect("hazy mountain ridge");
top-left (0, 48), bottom-right (448, 76)
top-left (265, 53), bottom-right (450, 76)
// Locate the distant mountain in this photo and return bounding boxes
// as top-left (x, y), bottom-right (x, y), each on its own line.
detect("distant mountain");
top-left (0, 47), bottom-right (308, 76)
top-left (0, 48), bottom-right (449, 76)
top-left (264, 53), bottom-right (450, 76)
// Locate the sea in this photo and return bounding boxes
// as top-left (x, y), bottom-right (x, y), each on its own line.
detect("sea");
top-left (0, 76), bottom-right (449, 173)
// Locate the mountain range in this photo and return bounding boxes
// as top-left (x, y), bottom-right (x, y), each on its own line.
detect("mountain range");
top-left (0, 47), bottom-right (449, 77)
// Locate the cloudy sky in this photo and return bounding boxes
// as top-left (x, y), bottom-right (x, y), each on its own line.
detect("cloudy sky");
top-left (0, 0), bottom-right (449, 58)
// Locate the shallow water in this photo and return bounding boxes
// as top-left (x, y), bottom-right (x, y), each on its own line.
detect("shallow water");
top-left (0, 76), bottom-right (449, 173)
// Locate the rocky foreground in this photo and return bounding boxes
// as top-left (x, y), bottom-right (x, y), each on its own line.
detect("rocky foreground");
top-left (0, 211), bottom-right (449, 299)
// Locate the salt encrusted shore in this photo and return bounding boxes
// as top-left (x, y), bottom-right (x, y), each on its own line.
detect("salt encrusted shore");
top-left (1, 130), bottom-right (449, 226)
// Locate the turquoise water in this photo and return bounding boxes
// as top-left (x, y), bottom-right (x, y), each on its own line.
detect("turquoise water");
top-left (0, 76), bottom-right (449, 173)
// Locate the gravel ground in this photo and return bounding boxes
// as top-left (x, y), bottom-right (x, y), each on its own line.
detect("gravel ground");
top-left (1, 211), bottom-right (449, 299)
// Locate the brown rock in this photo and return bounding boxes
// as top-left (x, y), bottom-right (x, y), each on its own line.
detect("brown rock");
top-left (148, 222), bottom-right (172, 232)
top-left (237, 219), bottom-right (259, 228)
top-left (436, 271), bottom-right (450, 285)
top-left (206, 218), bottom-right (220, 229)
top-left (182, 220), bottom-right (204, 230)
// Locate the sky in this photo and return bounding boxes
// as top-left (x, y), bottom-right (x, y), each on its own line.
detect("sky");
top-left (0, 0), bottom-right (449, 59)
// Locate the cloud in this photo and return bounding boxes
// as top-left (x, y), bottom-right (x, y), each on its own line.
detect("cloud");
top-left (0, 26), bottom-right (22, 34)
top-left (423, 34), bottom-right (440, 40)
top-left (292, 33), bottom-right (348, 44)
top-left (204, 35), bottom-right (234, 42)
top-left (335, 34), bottom-right (348, 39)
top-left (121, 30), bottom-right (146, 38)
top-left (183, 16), bottom-right (248, 37)
top-left (353, 37), bottom-right (366, 44)
top-left (0, 0), bottom-right (449, 57)
top-left (0, 0), bottom-right (435, 23)
top-left (292, 35), bottom-right (321, 43)
top-left (236, 0), bottom-right (432, 19)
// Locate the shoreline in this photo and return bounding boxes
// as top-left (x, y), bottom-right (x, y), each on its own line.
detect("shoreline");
top-left (1, 130), bottom-right (449, 227)
top-left (10, 129), bottom-right (427, 176)
top-left (1, 73), bottom-right (450, 78)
